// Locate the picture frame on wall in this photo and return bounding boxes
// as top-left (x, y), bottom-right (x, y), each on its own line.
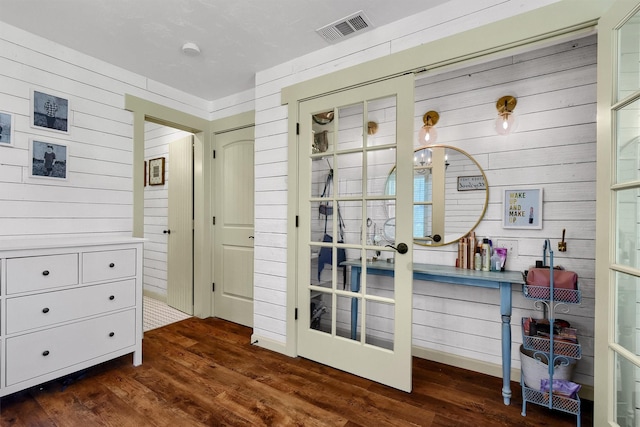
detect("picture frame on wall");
top-left (30, 139), bottom-right (68, 180)
top-left (149, 157), bottom-right (165, 186)
top-left (0, 111), bottom-right (15, 147)
top-left (31, 89), bottom-right (70, 134)
top-left (144, 160), bottom-right (147, 187)
top-left (502, 187), bottom-right (543, 229)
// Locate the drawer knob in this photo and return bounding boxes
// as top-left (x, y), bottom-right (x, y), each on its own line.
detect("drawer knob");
top-left (42, 350), bottom-right (50, 356)
top-left (109, 332), bottom-right (115, 337)
top-left (42, 307), bottom-right (50, 314)
top-left (109, 295), bottom-right (115, 300)
top-left (42, 270), bottom-right (50, 276)
top-left (109, 263), bottom-right (115, 268)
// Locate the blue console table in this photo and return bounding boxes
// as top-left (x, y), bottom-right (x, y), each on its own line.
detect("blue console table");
top-left (343, 259), bottom-right (524, 405)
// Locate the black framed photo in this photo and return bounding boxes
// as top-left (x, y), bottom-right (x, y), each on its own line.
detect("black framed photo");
top-left (31, 89), bottom-right (70, 134)
top-left (30, 139), bottom-right (68, 180)
top-left (0, 111), bottom-right (14, 146)
top-left (149, 157), bottom-right (165, 185)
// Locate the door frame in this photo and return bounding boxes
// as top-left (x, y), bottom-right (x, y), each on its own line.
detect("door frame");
top-left (280, 0), bottom-right (612, 366)
top-left (125, 95), bottom-right (213, 318)
top-left (210, 111), bottom-right (255, 320)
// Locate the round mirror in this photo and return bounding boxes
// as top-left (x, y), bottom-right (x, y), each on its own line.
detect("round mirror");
top-left (384, 144), bottom-right (488, 246)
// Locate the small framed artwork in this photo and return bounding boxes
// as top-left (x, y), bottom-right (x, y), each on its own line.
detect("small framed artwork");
top-left (144, 161), bottom-right (148, 187)
top-left (149, 157), bottom-right (165, 186)
top-left (31, 89), bottom-right (70, 134)
top-left (30, 139), bottom-right (68, 180)
top-left (0, 111), bottom-right (14, 146)
top-left (503, 187), bottom-right (543, 229)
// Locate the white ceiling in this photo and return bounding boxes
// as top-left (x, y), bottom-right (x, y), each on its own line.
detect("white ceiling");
top-left (0, 0), bottom-right (450, 101)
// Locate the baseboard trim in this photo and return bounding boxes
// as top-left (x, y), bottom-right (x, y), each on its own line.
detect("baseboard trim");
top-left (412, 346), bottom-right (594, 401)
top-left (250, 334), bottom-right (295, 357)
top-left (143, 289), bottom-right (167, 303)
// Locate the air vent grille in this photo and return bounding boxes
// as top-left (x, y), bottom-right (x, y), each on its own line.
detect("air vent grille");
top-left (317, 11), bottom-right (373, 43)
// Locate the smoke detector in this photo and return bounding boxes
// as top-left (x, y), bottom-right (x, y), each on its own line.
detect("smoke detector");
top-left (316, 11), bottom-right (373, 43)
top-left (182, 42), bottom-right (201, 56)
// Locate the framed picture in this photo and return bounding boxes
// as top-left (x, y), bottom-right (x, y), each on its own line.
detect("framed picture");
top-left (0, 111), bottom-right (15, 146)
top-left (503, 187), bottom-right (543, 229)
top-left (149, 157), bottom-right (165, 185)
top-left (30, 139), bottom-right (68, 180)
top-left (457, 175), bottom-right (486, 191)
top-left (144, 161), bottom-right (148, 187)
top-left (31, 89), bottom-right (70, 134)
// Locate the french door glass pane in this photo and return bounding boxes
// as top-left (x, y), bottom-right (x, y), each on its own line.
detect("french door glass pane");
top-left (365, 300), bottom-right (395, 350)
top-left (336, 152), bottom-right (363, 197)
top-left (614, 353), bottom-right (640, 426)
top-left (615, 188), bottom-right (640, 268)
top-left (616, 98), bottom-right (640, 184)
top-left (337, 103), bottom-right (364, 151)
top-left (367, 96), bottom-right (397, 148)
top-left (618, 11), bottom-right (640, 102)
top-left (614, 271), bottom-right (640, 354)
top-left (310, 290), bottom-right (332, 334)
top-left (337, 293), bottom-right (358, 340)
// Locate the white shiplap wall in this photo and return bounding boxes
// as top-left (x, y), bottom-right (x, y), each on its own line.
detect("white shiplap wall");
top-left (411, 35), bottom-right (597, 387)
top-left (0, 23), bottom-right (209, 243)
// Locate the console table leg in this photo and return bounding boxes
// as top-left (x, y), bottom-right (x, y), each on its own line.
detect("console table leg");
top-left (500, 282), bottom-right (513, 405)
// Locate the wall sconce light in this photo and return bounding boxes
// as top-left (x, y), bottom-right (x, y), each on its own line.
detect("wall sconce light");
top-left (418, 111), bottom-right (439, 144)
top-left (495, 96), bottom-right (517, 135)
top-left (367, 121), bottom-right (378, 135)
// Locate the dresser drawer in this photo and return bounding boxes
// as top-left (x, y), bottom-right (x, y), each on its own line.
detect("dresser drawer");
top-left (6, 254), bottom-right (79, 294)
top-left (6, 279), bottom-right (136, 334)
top-left (5, 309), bottom-right (136, 386)
top-left (82, 249), bottom-right (136, 283)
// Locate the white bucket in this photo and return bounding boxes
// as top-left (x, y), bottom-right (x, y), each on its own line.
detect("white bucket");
top-left (519, 344), bottom-right (576, 390)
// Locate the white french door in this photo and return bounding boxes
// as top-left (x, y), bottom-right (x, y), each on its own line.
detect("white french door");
top-left (596, 1), bottom-right (640, 425)
top-left (296, 75), bottom-right (414, 391)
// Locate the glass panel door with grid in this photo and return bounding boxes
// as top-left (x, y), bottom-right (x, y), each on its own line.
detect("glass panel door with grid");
top-left (597, 2), bottom-right (640, 425)
top-left (297, 75), bottom-right (414, 391)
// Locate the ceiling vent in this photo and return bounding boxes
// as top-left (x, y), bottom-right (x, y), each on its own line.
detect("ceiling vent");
top-left (317, 11), bottom-right (373, 43)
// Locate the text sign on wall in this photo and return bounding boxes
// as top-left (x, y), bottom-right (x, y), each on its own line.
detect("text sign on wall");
top-left (457, 175), bottom-right (486, 191)
top-left (502, 188), bottom-right (543, 229)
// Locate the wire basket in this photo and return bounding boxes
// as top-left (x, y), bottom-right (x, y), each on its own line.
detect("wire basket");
top-left (519, 344), bottom-right (576, 389)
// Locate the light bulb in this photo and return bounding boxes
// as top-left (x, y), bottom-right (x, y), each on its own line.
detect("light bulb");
top-left (418, 126), bottom-right (438, 144)
top-left (495, 112), bottom-right (516, 135)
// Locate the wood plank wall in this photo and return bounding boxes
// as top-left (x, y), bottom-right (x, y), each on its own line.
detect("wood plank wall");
top-left (0, 23), bottom-right (209, 241)
top-left (412, 36), bottom-right (597, 388)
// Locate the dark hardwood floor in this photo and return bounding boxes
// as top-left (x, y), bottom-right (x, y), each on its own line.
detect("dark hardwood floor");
top-left (1, 317), bottom-right (592, 426)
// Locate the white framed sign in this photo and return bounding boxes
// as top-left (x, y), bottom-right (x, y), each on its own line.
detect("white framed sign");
top-left (503, 187), bottom-right (543, 229)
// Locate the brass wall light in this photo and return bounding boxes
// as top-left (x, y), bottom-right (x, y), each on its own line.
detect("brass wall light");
top-left (495, 96), bottom-right (517, 135)
top-left (367, 121), bottom-right (378, 135)
top-left (418, 110), bottom-right (439, 144)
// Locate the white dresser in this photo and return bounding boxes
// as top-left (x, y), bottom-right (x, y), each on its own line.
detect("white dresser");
top-left (0, 236), bottom-right (144, 397)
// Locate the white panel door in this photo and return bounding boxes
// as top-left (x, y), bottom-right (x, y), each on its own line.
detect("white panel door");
top-left (167, 135), bottom-right (193, 315)
top-left (213, 126), bottom-right (255, 327)
top-left (297, 74), bottom-right (414, 391)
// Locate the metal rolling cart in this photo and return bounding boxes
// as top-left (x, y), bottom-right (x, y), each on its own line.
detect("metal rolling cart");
top-left (521, 239), bottom-right (582, 426)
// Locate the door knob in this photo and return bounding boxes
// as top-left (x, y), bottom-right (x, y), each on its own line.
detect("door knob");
top-left (163, 230), bottom-right (171, 234)
top-left (385, 243), bottom-right (408, 254)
